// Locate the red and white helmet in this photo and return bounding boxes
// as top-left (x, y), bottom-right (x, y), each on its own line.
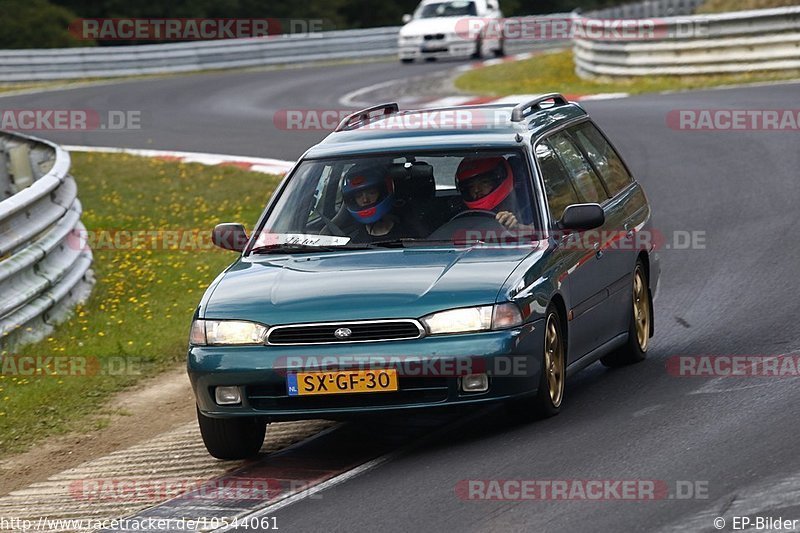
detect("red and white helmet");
top-left (455, 156), bottom-right (514, 210)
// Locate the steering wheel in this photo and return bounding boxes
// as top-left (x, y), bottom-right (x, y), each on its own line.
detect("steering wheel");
top-left (447, 209), bottom-right (498, 223)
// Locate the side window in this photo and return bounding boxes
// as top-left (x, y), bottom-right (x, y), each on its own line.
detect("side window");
top-left (535, 141), bottom-right (579, 221)
top-left (548, 132), bottom-right (608, 204)
top-left (570, 123), bottom-right (633, 196)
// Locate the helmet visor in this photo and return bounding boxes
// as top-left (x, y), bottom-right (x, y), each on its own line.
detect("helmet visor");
top-left (459, 166), bottom-right (506, 201)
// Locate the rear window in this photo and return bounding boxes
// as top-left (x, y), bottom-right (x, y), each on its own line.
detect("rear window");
top-left (418, 1), bottom-right (478, 18)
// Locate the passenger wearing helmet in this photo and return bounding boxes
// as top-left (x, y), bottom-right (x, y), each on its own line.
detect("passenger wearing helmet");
top-left (341, 164), bottom-right (408, 242)
top-left (455, 156), bottom-right (525, 229)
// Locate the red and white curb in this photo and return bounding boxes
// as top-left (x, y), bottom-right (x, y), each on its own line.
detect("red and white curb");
top-left (63, 145), bottom-right (296, 176)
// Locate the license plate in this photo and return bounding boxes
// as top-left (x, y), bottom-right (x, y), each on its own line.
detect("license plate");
top-left (287, 369), bottom-right (398, 396)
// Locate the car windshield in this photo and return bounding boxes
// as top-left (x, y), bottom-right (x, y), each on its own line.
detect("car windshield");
top-left (418, 1), bottom-right (477, 18)
top-left (250, 150), bottom-right (539, 253)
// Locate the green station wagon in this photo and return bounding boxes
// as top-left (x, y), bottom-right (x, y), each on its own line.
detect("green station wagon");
top-left (188, 94), bottom-right (659, 459)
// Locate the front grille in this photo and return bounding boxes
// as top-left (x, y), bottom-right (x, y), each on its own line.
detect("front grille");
top-left (424, 33), bottom-right (445, 40)
top-left (266, 319), bottom-right (424, 345)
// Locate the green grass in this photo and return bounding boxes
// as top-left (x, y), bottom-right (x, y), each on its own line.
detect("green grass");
top-left (697, 0), bottom-right (800, 13)
top-left (0, 82), bottom-right (61, 94)
top-left (455, 49), bottom-right (800, 97)
top-left (0, 153), bottom-right (281, 456)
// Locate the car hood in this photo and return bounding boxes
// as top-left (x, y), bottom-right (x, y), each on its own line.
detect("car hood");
top-left (202, 247), bottom-right (538, 325)
top-left (399, 17), bottom-right (473, 37)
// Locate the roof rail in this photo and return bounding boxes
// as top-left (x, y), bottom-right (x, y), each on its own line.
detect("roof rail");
top-left (335, 103), bottom-right (399, 132)
top-left (510, 94), bottom-right (569, 122)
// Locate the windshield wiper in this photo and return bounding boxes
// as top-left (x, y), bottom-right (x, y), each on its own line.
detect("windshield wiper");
top-left (249, 243), bottom-right (371, 255)
top-left (369, 238), bottom-right (486, 248)
top-left (367, 238), bottom-right (413, 248)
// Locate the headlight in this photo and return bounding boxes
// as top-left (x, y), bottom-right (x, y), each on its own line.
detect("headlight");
top-left (189, 319), bottom-right (268, 346)
top-left (421, 303), bottom-right (522, 335)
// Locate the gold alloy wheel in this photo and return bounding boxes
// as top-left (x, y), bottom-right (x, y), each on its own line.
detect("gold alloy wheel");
top-left (544, 313), bottom-right (565, 408)
top-left (633, 266), bottom-right (651, 352)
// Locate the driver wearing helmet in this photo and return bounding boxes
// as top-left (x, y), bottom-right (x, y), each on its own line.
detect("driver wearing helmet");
top-left (342, 164), bottom-right (409, 242)
top-left (455, 156), bottom-right (525, 229)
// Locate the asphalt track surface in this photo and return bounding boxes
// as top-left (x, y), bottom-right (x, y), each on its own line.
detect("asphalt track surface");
top-left (5, 63), bottom-right (800, 532)
top-left (0, 61), bottom-right (445, 160)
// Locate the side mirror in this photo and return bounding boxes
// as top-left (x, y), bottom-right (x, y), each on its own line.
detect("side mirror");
top-left (402, 14), bottom-right (412, 23)
top-left (212, 223), bottom-right (249, 252)
top-left (558, 203), bottom-right (604, 231)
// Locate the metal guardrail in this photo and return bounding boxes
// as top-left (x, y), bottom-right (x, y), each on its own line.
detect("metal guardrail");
top-left (0, 132), bottom-right (94, 350)
top-left (585, 0), bottom-right (704, 19)
top-left (0, 27), bottom-right (401, 82)
top-left (0, 21), bottom-right (569, 82)
top-left (573, 6), bottom-right (800, 77)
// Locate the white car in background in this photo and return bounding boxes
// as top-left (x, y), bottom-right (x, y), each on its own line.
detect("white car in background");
top-left (398, 0), bottom-right (504, 63)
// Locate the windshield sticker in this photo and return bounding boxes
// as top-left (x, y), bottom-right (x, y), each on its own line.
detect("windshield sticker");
top-left (254, 233), bottom-right (351, 248)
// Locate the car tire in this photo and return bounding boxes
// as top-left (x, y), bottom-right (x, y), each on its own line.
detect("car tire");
top-left (197, 406), bottom-right (267, 460)
top-left (401, 58), bottom-right (414, 64)
top-left (494, 38), bottom-right (505, 57)
top-left (471, 37), bottom-right (483, 59)
top-left (601, 261), bottom-right (652, 368)
top-left (506, 305), bottom-right (565, 421)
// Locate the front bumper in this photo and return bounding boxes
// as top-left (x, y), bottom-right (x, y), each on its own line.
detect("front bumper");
top-left (398, 40), bottom-right (476, 60)
top-left (189, 320), bottom-right (544, 420)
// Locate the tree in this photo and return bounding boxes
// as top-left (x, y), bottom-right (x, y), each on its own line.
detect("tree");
top-left (0, 0), bottom-right (92, 49)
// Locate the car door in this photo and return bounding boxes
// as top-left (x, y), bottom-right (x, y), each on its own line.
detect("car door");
top-left (539, 131), bottom-right (622, 359)
top-left (567, 121), bottom-right (646, 337)
top-left (533, 138), bottom-right (608, 363)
